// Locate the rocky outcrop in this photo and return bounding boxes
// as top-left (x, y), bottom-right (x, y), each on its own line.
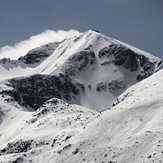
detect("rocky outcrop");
top-left (7, 73), bottom-right (84, 110)
top-left (18, 42), bottom-right (60, 64)
top-left (99, 44), bottom-right (138, 71)
top-left (0, 140), bottom-right (33, 156)
top-left (99, 43), bottom-right (159, 81)
top-left (96, 78), bottom-right (126, 92)
top-left (62, 50), bottom-right (96, 76)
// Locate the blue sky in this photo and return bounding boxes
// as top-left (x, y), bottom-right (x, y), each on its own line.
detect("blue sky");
top-left (0, 0), bottom-right (163, 58)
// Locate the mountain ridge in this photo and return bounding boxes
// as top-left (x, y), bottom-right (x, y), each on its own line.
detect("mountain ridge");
top-left (0, 30), bottom-right (162, 111)
top-left (0, 30), bottom-right (163, 162)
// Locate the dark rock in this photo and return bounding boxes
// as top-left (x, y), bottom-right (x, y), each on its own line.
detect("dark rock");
top-left (99, 44), bottom-right (138, 71)
top-left (65, 135), bottom-right (72, 141)
top-left (7, 73), bottom-right (84, 110)
top-left (99, 43), bottom-right (159, 79)
top-left (108, 79), bottom-right (126, 92)
top-left (136, 60), bottom-right (155, 81)
top-left (62, 50), bottom-right (96, 76)
top-left (156, 60), bottom-right (163, 72)
top-left (157, 60), bottom-right (163, 68)
top-left (51, 139), bottom-right (57, 147)
top-left (92, 29), bottom-right (100, 33)
top-left (12, 157), bottom-right (23, 163)
top-left (98, 44), bottom-right (115, 58)
top-left (18, 42), bottom-right (60, 64)
top-left (63, 144), bottom-right (71, 150)
top-left (113, 46), bottom-right (138, 71)
top-left (148, 155), bottom-right (152, 158)
top-left (96, 82), bottom-right (107, 92)
top-left (72, 148), bottom-right (79, 155)
top-left (96, 79), bottom-right (126, 92)
top-left (0, 140), bottom-right (33, 156)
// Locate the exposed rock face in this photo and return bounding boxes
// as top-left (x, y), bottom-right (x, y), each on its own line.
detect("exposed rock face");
top-left (0, 58), bottom-right (17, 66)
top-left (96, 79), bottom-right (126, 92)
top-left (1, 41), bottom-right (161, 111)
top-left (18, 42), bottom-right (60, 64)
top-left (1, 30), bottom-right (163, 163)
top-left (136, 56), bottom-right (155, 81)
top-left (108, 79), bottom-right (127, 92)
top-left (0, 31), bottom-right (162, 111)
top-left (98, 43), bottom-right (159, 81)
top-left (7, 74), bottom-right (84, 110)
top-left (62, 50), bottom-right (96, 76)
top-left (0, 140), bottom-right (33, 156)
top-left (156, 60), bottom-right (163, 72)
top-left (99, 44), bottom-right (138, 71)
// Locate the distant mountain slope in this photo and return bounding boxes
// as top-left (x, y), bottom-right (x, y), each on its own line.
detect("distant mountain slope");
top-left (0, 30), bottom-right (162, 111)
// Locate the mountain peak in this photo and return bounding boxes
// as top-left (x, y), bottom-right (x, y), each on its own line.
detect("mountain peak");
top-left (85, 29), bottom-right (100, 34)
top-left (0, 31), bottom-right (162, 111)
top-left (0, 30), bottom-right (163, 162)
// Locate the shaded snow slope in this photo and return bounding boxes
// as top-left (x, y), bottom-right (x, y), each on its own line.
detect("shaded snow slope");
top-left (0, 30), bottom-right (162, 111)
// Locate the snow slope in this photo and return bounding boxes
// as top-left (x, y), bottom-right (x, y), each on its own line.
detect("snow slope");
top-left (0, 30), bottom-right (162, 111)
top-left (0, 69), bottom-right (163, 163)
top-left (0, 96), bottom-right (100, 163)
top-left (0, 30), bottom-right (163, 163)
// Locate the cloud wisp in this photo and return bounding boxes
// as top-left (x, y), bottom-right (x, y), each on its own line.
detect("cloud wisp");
top-left (0, 29), bottom-right (81, 60)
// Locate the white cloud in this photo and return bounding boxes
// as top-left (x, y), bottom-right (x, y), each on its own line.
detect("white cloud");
top-left (0, 29), bottom-right (81, 60)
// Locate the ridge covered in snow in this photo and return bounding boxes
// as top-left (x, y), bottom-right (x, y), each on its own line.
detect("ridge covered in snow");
top-left (0, 30), bottom-right (162, 111)
top-left (0, 30), bottom-right (163, 163)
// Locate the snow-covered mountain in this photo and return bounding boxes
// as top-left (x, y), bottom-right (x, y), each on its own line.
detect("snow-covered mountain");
top-left (0, 30), bottom-right (163, 163)
top-left (0, 30), bottom-right (162, 111)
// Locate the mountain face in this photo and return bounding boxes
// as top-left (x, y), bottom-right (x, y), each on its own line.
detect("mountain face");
top-left (0, 30), bottom-right (163, 163)
top-left (0, 30), bottom-right (162, 111)
top-left (18, 42), bottom-right (60, 64)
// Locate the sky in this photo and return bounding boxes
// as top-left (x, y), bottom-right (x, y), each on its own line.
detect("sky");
top-left (0, 0), bottom-right (162, 59)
